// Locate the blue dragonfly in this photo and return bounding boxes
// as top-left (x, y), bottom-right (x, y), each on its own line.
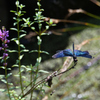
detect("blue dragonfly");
top-left (52, 43), bottom-right (92, 62)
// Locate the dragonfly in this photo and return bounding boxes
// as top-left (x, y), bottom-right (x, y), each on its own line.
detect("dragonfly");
top-left (52, 43), bottom-right (92, 62)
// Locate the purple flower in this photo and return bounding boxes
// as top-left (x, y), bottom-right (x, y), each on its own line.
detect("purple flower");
top-left (3, 53), bottom-right (8, 59)
top-left (5, 39), bottom-right (10, 44)
top-left (0, 27), bottom-right (9, 42)
top-left (0, 27), bottom-right (10, 49)
top-left (0, 26), bottom-right (9, 66)
top-left (2, 43), bottom-right (8, 48)
top-left (0, 47), bottom-right (2, 50)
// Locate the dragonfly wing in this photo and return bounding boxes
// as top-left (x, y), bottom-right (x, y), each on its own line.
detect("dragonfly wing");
top-left (52, 50), bottom-right (66, 58)
top-left (52, 49), bottom-right (73, 58)
top-left (74, 50), bottom-right (92, 58)
top-left (63, 49), bottom-right (73, 56)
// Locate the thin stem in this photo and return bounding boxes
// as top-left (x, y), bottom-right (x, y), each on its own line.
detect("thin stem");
top-left (30, 65), bottom-right (33, 100)
top-left (36, 0), bottom-right (42, 75)
top-left (30, 1), bottom-right (42, 99)
top-left (16, 1), bottom-right (23, 94)
top-left (5, 60), bottom-right (11, 100)
top-left (84, 11), bottom-right (100, 20)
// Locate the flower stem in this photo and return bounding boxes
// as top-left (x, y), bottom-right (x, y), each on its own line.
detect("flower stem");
top-left (16, 2), bottom-right (23, 94)
top-left (4, 47), bottom-right (11, 99)
top-left (5, 61), bottom-right (11, 100)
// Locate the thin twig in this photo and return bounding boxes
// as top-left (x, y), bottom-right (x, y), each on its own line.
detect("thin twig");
top-left (21, 62), bottom-right (77, 98)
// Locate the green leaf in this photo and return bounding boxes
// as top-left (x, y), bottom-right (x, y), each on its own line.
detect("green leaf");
top-left (16, 60), bottom-right (20, 64)
top-left (19, 30), bottom-right (26, 33)
top-left (23, 18), bottom-right (27, 22)
top-left (39, 24), bottom-right (42, 29)
top-left (13, 17), bottom-right (16, 20)
top-left (29, 50), bottom-right (38, 53)
top-left (1, 59), bottom-right (4, 63)
top-left (21, 49), bottom-right (29, 53)
top-left (21, 65), bottom-right (26, 68)
top-left (34, 62), bottom-right (40, 67)
top-left (12, 64), bottom-right (18, 67)
top-left (15, 40), bottom-right (19, 45)
top-left (20, 44), bottom-right (25, 48)
top-left (49, 19), bottom-right (53, 24)
top-left (19, 34), bottom-right (26, 38)
top-left (18, 11), bottom-right (21, 16)
top-left (19, 54), bottom-right (24, 60)
top-left (52, 24), bottom-right (56, 26)
top-left (39, 70), bottom-right (49, 73)
top-left (15, 1), bottom-right (19, 6)
top-left (30, 22), bottom-right (34, 26)
top-left (37, 57), bottom-right (42, 63)
top-left (41, 9), bottom-right (44, 11)
top-left (15, 86), bottom-right (20, 89)
top-left (37, 36), bottom-right (42, 45)
top-left (37, 2), bottom-right (41, 7)
top-left (10, 28), bottom-right (18, 32)
top-left (21, 23), bottom-right (28, 27)
top-left (7, 68), bottom-right (11, 70)
top-left (25, 67), bottom-right (31, 71)
top-left (8, 83), bottom-right (13, 85)
top-left (7, 73), bottom-right (12, 78)
top-left (35, 8), bottom-right (39, 11)
top-left (13, 22), bottom-right (17, 26)
top-left (46, 25), bottom-right (49, 30)
top-left (22, 76), bottom-right (26, 79)
top-left (0, 89), bottom-right (5, 92)
top-left (8, 50), bottom-right (18, 53)
top-left (9, 87), bottom-right (15, 90)
top-left (0, 66), bottom-right (5, 69)
top-left (1, 79), bottom-right (7, 84)
top-left (10, 10), bottom-right (16, 13)
top-left (14, 75), bottom-right (19, 77)
top-left (0, 57), bottom-right (3, 59)
top-left (19, 4), bottom-right (25, 9)
top-left (31, 27), bottom-right (35, 30)
top-left (46, 22), bottom-right (49, 25)
top-left (41, 33), bottom-right (47, 35)
top-left (21, 68), bottom-right (24, 72)
top-left (40, 51), bottom-right (49, 55)
top-left (0, 75), bottom-right (4, 79)
top-left (11, 38), bottom-right (17, 41)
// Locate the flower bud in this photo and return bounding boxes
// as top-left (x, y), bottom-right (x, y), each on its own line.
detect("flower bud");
top-left (3, 63), bottom-right (7, 67)
top-left (0, 47), bottom-right (2, 50)
top-left (3, 53), bottom-right (8, 59)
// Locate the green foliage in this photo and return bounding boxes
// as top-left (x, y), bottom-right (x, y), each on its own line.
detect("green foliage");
top-left (0, 0), bottom-right (55, 100)
top-left (1, 0), bottom-right (100, 100)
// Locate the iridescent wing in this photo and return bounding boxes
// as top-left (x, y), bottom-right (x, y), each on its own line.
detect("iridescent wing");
top-left (52, 50), bottom-right (65, 58)
top-left (63, 49), bottom-right (73, 56)
top-left (52, 49), bottom-right (73, 58)
top-left (74, 50), bottom-right (92, 58)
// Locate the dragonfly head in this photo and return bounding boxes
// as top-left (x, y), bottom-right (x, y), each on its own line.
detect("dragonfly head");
top-left (73, 55), bottom-right (78, 63)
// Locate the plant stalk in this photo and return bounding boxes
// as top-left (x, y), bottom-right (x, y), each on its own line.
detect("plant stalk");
top-left (5, 60), bottom-right (11, 100)
top-left (16, 1), bottom-right (24, 94)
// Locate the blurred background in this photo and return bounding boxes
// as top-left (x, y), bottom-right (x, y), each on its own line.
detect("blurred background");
top-left (0, 0), bottom-right (100, 100)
